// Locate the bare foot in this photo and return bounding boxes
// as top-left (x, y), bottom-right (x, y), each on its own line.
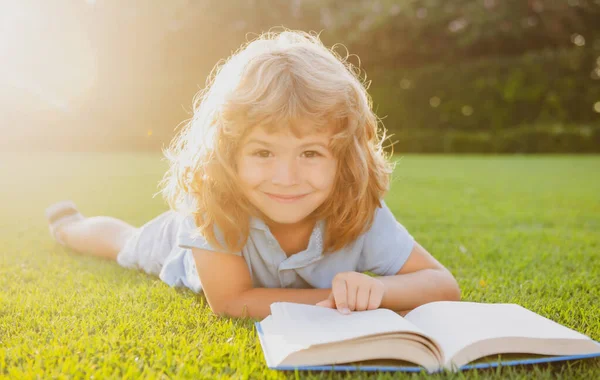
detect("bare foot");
top-left (45, 201), bottom-right (85, 246)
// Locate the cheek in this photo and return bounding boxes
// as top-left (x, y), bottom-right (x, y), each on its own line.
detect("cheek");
top-left (309, 160), bottom-right (337, 190)
top-left (237, 159), bottom-right (266, 188)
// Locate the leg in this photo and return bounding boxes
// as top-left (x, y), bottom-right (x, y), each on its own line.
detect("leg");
top-left (57, 216), bottom-right (138, 261)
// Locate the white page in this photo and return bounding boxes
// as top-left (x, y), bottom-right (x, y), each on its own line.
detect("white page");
top-left (405, 301), bottom-right (595, 365)
top-left (267, 302), bottom-right (431, 348)
top-left (259, 315), bottom-right (310, 367)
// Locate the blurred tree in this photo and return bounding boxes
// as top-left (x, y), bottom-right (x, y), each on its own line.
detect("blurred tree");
top-left (4, 0), bottom-right (599, 152)
top-left (298, 0), bottom-right (600, 67)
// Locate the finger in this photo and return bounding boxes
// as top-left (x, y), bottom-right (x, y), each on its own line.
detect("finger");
top-left (367, 285), bottom-right (384, 310)
top-left (346, 281), bottom-right (358, 311)
top-left (316, 294), bottom-right (336, 308)
top-left (315, 299), bottom-right (334, 308)
top-left (332, 276), bottom-right (350, 314)
top-left (355, 286), bottom-right (370, 311)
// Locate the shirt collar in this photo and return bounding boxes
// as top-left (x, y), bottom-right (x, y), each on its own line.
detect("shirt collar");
top-left (250, 216), bottom-right (325, 234)
top-left (249, 216), bottom-right (326, 256)
top-left (279, 219), bottom-right (326, 269)
top-left (250, 216), bottom-right (269, 231)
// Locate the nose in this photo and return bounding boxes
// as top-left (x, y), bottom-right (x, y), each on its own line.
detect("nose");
top-left (271, 158), bottom-right (300, 186)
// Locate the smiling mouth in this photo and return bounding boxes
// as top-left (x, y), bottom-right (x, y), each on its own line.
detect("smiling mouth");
top-left (264, 192), bottom-right (309, 202)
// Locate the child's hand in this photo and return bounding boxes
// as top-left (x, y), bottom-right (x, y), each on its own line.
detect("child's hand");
top-left (315, 271), bottom-right (386, 314)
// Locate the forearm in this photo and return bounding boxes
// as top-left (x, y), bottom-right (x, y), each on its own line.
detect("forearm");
top-left (378, 268), bottom-right (461, 313)
top-left (222, 287), bottom-right (331, 319)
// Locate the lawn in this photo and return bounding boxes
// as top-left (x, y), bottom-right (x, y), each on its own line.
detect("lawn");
top-left (1, 152), bottom-right (599, 379)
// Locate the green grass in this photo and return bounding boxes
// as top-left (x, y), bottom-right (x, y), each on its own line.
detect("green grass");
top-left (1, 152), bottom-right (599, 379)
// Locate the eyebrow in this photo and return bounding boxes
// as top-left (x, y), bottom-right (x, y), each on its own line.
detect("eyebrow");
top-left (244, 139), bottom-right (330, 149)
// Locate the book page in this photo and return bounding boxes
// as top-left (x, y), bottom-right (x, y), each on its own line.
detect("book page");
top-left (258, 315), bottom-right (310, 367)
top-left (404, 301), bottom-right (597, 367)
top-left (268, 302), bottom-right (432, 347)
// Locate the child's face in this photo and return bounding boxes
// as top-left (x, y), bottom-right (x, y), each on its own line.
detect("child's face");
top-left (236, 124), bottom-right (337, 226)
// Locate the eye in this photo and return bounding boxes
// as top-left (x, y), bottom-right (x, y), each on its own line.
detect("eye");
top-left (252, 150), bottom-right (272, 158)
top-left (301, 150), bottom-right (322, 158)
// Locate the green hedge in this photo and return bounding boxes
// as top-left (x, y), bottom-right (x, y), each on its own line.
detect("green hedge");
top-left (389, 124), bottom-right (600, 153)
top-left (369, 47), bottom-right (600, 137)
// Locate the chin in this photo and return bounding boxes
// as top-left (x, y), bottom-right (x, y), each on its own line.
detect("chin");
top-left (262, 211), bottom-right (311, 225)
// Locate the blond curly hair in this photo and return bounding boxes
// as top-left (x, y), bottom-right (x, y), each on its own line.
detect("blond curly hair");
top-left (159, 29), bottom-right (394, 253)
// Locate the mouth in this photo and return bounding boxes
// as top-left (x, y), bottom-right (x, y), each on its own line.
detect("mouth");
top-left (263, 192), bottom-right (309, 203)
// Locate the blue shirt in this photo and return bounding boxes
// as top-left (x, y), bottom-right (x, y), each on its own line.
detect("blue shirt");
top-left (160, 200), bottom-right (415, 292)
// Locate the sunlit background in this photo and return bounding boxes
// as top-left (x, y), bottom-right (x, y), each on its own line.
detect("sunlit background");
top-left (1, 0), bottom-right (599, 153)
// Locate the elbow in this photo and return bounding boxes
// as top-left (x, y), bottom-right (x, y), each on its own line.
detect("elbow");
top-left (206, 301), bottom-right (227, 317)
top-left (208, 304), bottom-right (230, 318)
top-left (208, 301), bottom-right (240, 318)
top-left (207, 297), bottom-right (250, 319)
top-left (202, 294), bottom-right (234, 317)
top-left (443, 272), bottom-right (461, 301)
top-left (431, 268), bottom-right (461, 302)
top-left (446, 281), bottom-right (461, 301)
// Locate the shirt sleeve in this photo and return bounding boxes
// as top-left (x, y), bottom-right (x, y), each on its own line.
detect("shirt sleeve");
top-left (176, 214), bottom-right (242, 256)
top-left (358, 200), bottom-right (415, 276)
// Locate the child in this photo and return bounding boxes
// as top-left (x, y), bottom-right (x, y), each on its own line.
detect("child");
top-left (45, 30), bottom-right (460, 319)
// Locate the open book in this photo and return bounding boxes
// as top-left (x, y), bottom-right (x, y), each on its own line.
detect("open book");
top-left (255, 301), bottom-right (600, 373)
